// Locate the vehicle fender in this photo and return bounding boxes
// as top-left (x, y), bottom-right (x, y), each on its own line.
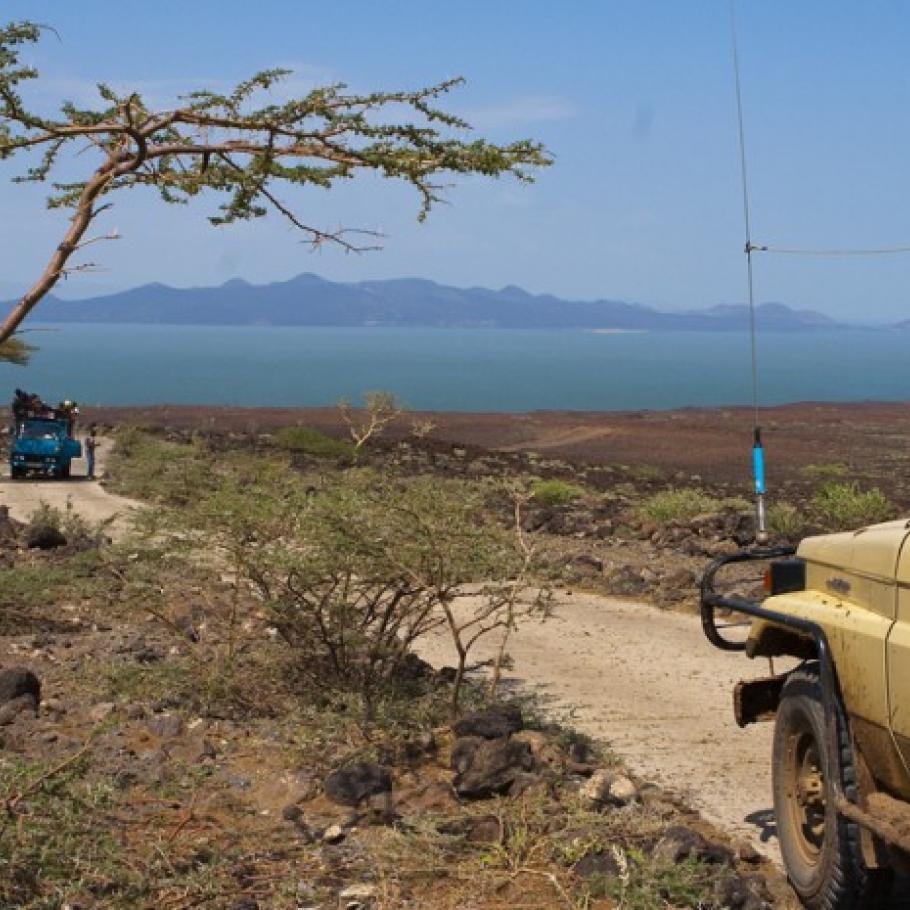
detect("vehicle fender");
top-left (747, 590), bottom-right (893, 732)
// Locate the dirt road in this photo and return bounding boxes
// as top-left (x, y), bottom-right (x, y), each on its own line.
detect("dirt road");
top-left (0, 453), bottom-right (784, 861)
top-left (0, 438), bottom-right (136, 539)
top-left (418, 594), bottom-right (786, 863)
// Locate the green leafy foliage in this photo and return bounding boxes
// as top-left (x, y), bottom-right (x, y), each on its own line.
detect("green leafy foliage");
top-left (273, 425), bottom-right (355, 459)
top-left (174, 467), bottom-right (537, 714)
top-left (811, 481), bottom-right (895, 531)
top-left (767, 501), bottom-right (808, 540)
top-left (636, 488), bottom-right (748, 525)
top-left (530, 478), bottom-right (587, 507)
top-left (113, 431), bottom-right (546, 716)
top-left (0, 334), bottom-right (34, 364)
top-left (104, 428), bottom-right (218, 505)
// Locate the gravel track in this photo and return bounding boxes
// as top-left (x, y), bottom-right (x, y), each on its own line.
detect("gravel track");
top-left (0, 438), bottom-right (136, 539)
top-left (418, 593), bottom-right (788, 864)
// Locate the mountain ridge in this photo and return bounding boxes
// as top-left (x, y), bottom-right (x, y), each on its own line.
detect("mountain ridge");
top-left (10, 273), bottom-right (861, 331)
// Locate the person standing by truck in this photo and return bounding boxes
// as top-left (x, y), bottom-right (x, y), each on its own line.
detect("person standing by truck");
top-left (84, 425), bottom-right (97, 479)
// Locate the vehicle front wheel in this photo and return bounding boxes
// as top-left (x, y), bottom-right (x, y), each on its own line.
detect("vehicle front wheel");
top-left (773, 666), bottom-right (886, 909)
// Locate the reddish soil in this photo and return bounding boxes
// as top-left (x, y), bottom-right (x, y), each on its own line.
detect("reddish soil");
top-left (84, 400), bottom-right (910, 486)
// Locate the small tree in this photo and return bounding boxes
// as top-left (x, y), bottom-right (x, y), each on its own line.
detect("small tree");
top-left (410, 417), bottom-right (436, 440)
top-left (0, 20), bottom-right (550, 359)
top-left (338, 390), bottom-right (404, 452)
top-left (159, 459), bottom-right (547, 717)
top-left (439, 482), bottom-right (551, 710)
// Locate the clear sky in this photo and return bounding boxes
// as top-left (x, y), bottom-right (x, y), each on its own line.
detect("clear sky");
top-left (2, 1), bottom-right (910, 322)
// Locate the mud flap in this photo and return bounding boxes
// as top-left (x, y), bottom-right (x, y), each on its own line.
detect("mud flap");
top-left (733, 675), bottom-right (787, 727)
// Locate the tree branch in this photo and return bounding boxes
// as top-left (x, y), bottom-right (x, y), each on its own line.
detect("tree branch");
top-left (0, 21), bottom-right (551, 350)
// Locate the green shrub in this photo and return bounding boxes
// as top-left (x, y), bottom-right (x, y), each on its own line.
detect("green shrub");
top-left (24, 498), bottom-right (113, 548)
top-left (273, 425), bottom-right (355, 459)
top-left (802, 462), bottom-right (849, 481)
top-left (159, 468), bottom-right (547, 716)
top-left (811, 482), bottom-right (895, 531)
top-left (621, 463), bottom-right (664, 482)
top-left (767, 501), bottom-right (807, 539)
top-left (637, 488), bottom-right (744, 524)
top-left (106, 428), bottom-right (218, 505)
top-left (530, 478), bottom-right (586, 507)
top-left (24, 500), bottom-right (63, 534)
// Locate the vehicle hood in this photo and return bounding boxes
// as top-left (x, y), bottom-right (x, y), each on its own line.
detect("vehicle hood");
top-left (798, 519), bottom-right (910, 584)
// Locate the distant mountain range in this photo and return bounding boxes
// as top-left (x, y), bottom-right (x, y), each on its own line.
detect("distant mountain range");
top-left (12, 273), bottom-right (860, 331)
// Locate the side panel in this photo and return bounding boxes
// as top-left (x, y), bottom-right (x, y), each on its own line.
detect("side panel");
top-left (887, 540), bottom-right (910, 781)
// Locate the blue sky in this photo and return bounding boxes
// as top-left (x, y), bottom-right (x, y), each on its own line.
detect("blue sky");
top-left (2, 1), bottom-right (910, 321)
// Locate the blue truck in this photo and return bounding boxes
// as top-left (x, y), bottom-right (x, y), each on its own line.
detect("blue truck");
top-left (9, 403), bottom-right (82, 479)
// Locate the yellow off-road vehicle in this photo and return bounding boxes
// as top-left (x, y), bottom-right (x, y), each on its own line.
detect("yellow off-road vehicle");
top-left (702, 521), bottom-right (910, 908)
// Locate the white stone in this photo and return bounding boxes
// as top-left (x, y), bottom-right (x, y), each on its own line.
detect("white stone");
top-left (339, 883), bottom-right (377, 901)
top-left (580, 769), bottom-right (638, 807)
top-left (322, 824), bottom-right (345, 844)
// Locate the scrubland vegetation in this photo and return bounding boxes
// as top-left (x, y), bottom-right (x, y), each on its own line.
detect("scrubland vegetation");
top-left (1, 413), bottom-right (902, 908)
top-left (0, 427), bottom-right (787, 908)
top-left (636, 489), bottom-right (750, 525)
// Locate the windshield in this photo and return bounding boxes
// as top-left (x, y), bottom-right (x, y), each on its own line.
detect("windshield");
top-left (20, 420), bottom-right (64, 440)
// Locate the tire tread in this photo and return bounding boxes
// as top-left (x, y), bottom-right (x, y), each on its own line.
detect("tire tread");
top-left (774, 665), bottom-right (881, 910)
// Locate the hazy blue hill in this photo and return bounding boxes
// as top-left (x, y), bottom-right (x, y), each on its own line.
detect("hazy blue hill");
top-left (21, 274), bottom-right (849, 331)
top-left (698, 302), bottom-right (838, 326)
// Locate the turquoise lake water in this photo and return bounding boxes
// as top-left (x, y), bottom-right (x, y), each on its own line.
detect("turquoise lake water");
top-left (0, 324), bottom-right (907, 412)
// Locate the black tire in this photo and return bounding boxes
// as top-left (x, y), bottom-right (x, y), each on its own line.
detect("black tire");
top-left (10, 465), bottom-right (23, 480)
top-left (773, 665), bottom-right (886, 909)
top-left (60, 464), bottom-right (70, 479)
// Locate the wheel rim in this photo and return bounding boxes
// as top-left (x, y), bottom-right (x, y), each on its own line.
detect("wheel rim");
top-left (783, 721), bottom-right (828, 867)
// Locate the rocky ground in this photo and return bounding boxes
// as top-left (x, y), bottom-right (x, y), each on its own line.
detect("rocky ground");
top-left (0, 505), bottom-right (789, 909)
top-left (72, 400), bottom-right (910, 612)
top-left (0, 417), bottom-right (815, 909)
top-left (80, 399), bottom-right (910, 490)
top-left (3, 402), bottom-right (908, 908)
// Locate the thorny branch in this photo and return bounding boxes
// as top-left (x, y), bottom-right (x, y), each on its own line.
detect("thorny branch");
top-left (0, 20), bottom-right (551, 353)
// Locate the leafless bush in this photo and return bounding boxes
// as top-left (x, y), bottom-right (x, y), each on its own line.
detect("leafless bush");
top-left (337, 391), bottom-right (404, 452)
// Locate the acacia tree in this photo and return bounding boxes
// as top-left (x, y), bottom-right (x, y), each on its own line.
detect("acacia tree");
top-left (0, 21), bottom-right (550, 361)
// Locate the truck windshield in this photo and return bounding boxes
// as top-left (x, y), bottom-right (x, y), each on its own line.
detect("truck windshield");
top-left (20, 421), bottom-right (64, 440)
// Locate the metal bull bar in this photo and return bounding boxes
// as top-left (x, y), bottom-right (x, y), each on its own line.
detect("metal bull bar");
top-left (700, 548), bottom-right (910, 853)
top-left (699, 547), bottom-right (849, 807)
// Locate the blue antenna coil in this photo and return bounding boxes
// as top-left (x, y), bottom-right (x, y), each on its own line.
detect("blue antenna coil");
top-left (752, 442), bottom-right (766, 495)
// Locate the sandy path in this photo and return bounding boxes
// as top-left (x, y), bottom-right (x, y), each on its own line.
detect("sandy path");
top-left (0, 438), bottom-right (138, 540)
top-left (418, 593), bottom-right (785, 863)
top-left (499, 425), bottom-right (617, 452)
